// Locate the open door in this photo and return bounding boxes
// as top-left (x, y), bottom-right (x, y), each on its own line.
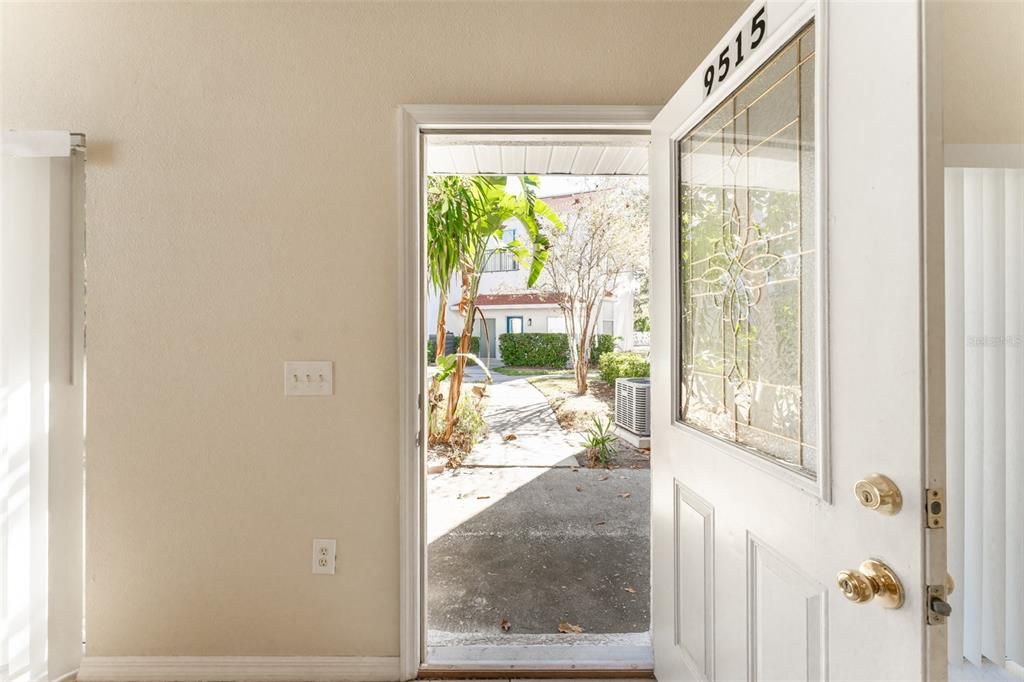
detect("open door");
top-left (649, 1), bottom-right (943, 680)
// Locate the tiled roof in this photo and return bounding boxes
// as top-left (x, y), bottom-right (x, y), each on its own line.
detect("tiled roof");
top-left (473, 292), bottom-right (565, 307)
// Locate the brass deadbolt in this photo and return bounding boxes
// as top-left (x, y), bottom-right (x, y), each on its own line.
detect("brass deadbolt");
top-left (836, 559), bottom-right (905, 609)
top-left (854, 473), bottom-right (902, 515)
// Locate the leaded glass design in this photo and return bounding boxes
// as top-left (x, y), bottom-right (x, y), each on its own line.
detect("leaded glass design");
top-left (677, 23), bottom-right (819, 476)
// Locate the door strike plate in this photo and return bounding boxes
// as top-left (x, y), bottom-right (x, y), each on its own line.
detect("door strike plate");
top-left (926, 488), bottom-right (945, 529)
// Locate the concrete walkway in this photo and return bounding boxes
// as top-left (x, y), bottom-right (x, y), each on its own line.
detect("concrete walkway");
top-left (427, 377), bottom-right (650, 643)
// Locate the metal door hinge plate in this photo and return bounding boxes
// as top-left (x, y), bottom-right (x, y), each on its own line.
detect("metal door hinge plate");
top-left (926, 488), bottom-right (945, 529)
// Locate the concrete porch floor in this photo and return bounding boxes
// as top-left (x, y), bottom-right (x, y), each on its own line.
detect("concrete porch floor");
top-left (426, 377), bottom-right (651, 643)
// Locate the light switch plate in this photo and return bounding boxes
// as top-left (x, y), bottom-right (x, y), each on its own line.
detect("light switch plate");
top-left (284, 361), bottom-right (333, 397)
top-left (312, 538), bottom-right (336, 575)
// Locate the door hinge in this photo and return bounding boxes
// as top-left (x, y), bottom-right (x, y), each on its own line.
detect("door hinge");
top-left (925, 487), bottom-right (945, 529)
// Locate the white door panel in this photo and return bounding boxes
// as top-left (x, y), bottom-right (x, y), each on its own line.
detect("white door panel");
top-left (650, 2), bottom-right (934, 680)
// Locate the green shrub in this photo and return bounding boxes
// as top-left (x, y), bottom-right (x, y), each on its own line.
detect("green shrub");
top-left (589, 334), bottom-right (616, 364)
top-left (598, 351), bottom-right (650, 383)
top-left (499, 333), bottom-right (570, 367)
top-left (469, 336), bottom-right (480, 355)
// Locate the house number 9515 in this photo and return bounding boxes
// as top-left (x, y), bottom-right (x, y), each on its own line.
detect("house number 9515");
top-left (703, 6), bottom-right (767, 97)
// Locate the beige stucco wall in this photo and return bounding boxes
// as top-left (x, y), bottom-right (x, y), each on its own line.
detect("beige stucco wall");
top-left (943, 0), bottom-right (1024, 144)
top-left (1, 1), bottom-right (745, 657)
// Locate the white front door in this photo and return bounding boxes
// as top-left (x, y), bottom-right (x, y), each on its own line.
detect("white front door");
top-left (649, 2), bottom-right (941, 681)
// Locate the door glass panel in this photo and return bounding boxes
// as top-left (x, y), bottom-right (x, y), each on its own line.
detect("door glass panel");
top-left (677, 23), bottom-right (818, 477)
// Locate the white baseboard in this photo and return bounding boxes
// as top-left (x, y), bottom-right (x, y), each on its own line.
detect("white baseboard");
top-left (77, 656), bottom-right (401, 682)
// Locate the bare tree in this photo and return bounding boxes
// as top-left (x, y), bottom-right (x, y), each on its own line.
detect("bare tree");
top-left (538, 179), bottom-right (649, 394)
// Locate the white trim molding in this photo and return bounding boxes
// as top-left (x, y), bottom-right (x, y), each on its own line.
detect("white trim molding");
top-left (945, 144), bottom-right (1024, 169)
top-left (77, 656), bottom-right (401, 682)
top-left (397, 104), bottom-right (657, 680)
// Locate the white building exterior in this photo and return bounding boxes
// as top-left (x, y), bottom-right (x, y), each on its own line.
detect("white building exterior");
top-left (426, 216), bottom-right (636, 364)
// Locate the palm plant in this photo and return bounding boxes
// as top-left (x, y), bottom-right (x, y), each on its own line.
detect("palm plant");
top-left (427, 176), bottom-right (479, 363)
top-left (427, 175), bottom-right (563, 444)
top-left (582, 416), bottom-right (617, 467)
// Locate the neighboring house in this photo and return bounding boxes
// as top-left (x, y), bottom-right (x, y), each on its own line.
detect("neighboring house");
top-left (426, 211), bottom-right (636, 364)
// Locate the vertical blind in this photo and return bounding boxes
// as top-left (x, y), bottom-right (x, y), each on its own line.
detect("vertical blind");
top-left (1, 137), bottom-right (86, 682)
top-left (946, 166), bottom-right (1024, 670)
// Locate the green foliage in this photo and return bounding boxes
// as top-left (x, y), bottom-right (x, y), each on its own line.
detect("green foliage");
top-left (429, 175), bottom-right (565, 290)
top-left (598, 351), bottom-right (650, 384)
top-left (470, 336), bottom-right (480, 356)
top-left (427, 177), bottom-right (477, 293)
top-left (433, 352), bottom-right (492, 383)
top-left (634, 317), bottom-right (650, 332)
top-left (589, 334), bottom-right (616, 364)
top-left (582, 416), bottom-right (617, 467)
top-left (498, 333), bottom-right (570, 367)
top-left (427, 174), bottom-right (565, 445)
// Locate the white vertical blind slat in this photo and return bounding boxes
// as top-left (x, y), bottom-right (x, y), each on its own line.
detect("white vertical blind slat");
top-left (981, 168), bottom-right (1007, 666)
top-left (1005, 169), bottom-right (1024, 669)
top-left (962, 167), bottom-right (985, 665)
top-left (945, 167), bottom-right (966, 664)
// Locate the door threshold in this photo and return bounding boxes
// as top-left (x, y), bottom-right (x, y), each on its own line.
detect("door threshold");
top-left (422, 637), bottom-right (654, 678)
top-left (417, 669), bottom-right (654, 679)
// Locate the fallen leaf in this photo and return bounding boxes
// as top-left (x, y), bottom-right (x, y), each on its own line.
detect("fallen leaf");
top-left (598, 474), bottom-right (609, 481)
top-left (576, 485), bottom-right (583, 492)
top-left (477, 495), bottom-right (491, 500)
top-left (503, 433), bottom-right (518, 441)
top-left (624, 586), bottom-right (637, 594)
top-left (619, 492), bottom-right (632, 498)
top-left (500, 618), bottom-right (511, 632)
top-left (558, 622), bottom-right (584, 634)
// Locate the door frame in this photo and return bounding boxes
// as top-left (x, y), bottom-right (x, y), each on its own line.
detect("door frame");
top-left (398, 105), bottom-right (658, 679)
top-left (506, 316), bottom-right (524, 335)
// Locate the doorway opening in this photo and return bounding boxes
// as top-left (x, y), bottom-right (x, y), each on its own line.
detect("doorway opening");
top-left (419, 131), bottom-right (654, 672)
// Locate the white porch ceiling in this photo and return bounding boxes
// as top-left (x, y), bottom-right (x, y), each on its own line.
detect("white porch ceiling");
top-left (425, 134), bottom-right (649, 176)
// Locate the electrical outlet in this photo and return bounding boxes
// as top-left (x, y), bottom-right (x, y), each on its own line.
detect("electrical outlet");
top-left (312, 538), bottom-right (336, 575)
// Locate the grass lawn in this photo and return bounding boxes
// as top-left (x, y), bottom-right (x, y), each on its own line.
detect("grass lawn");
top-left (493, 366), bottom-right (570, 377)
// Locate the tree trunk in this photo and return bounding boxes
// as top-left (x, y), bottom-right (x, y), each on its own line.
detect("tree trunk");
top-left (435, 289), bottom-right (448, 363)
top-left (441, 317), bottom-right (472, 442)
top-left (574, 303), bottom-right (594, 395)
top-left (576, 334), bottom-right (589, 394)
top-left (440, 277), bottom-right (476, 442)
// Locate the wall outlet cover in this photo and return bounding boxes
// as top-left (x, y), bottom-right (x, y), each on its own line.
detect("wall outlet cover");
top-left (312, 538), bottom-right (336, 575)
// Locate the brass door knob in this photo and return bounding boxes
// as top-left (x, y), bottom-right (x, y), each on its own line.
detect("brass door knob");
top-left (854, 473), bottom-right (902, 514)
top-left (837, 559), bottom-right (904, 609)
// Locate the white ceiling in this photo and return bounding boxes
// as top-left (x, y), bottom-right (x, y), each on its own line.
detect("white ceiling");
top-left (425, 134), bottom-right (649, 176)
